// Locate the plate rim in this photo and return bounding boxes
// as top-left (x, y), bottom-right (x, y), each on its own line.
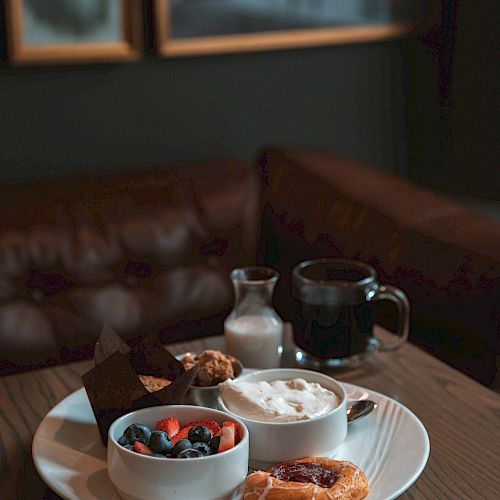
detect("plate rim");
top-left (342, 381), bottom-right (430, 500)
top-left (32, 382), bottom-right (430, 500)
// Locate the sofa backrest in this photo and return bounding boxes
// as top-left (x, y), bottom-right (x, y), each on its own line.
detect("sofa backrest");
top-left (0, 160), bottom-right (260, 375)
top-left (258, 147), bottom-right (500, 386)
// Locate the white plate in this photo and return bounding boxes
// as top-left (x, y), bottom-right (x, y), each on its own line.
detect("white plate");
top-left (32, 382), bottom-right (429, 500)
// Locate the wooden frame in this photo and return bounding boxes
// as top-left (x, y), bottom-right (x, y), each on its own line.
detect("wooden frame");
top-left (155, 0), bottom-right (430, 58)
top-left (6, 0), bottom-right (142, 65)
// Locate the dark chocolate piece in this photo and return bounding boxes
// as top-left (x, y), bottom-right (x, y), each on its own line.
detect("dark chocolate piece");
top-left (94, 322), bottom-right (130, 364)
top-left (82, 325), bottom-right (198, 445)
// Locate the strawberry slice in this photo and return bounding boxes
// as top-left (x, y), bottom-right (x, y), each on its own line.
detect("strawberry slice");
top-left (218, 423), bottom-right (236, 453)
top-left (155, 417), bottom-right (180, 438)
top-left (171, 420), bottom-right (221, 445)
top-left (170, 426), bottom-right (191, 445)
top-left (223, 421), bottom-right (240, 443)
top-left (133, 441), bottom-right (152, 455)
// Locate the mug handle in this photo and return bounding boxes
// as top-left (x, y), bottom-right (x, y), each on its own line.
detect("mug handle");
top-left (372, 284), bottom-right (410, 352)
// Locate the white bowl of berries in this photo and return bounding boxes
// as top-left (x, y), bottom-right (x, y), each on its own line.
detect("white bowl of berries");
top-left (108, 405), bottom-right (249, 500)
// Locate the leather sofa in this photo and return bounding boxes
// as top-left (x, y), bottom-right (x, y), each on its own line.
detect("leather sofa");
top-left (1, 148), bottom-right (498, 387)
top-left (0, 160), bottom-right (260, 374)
top-left (258, 148), bottom-right (499, 387)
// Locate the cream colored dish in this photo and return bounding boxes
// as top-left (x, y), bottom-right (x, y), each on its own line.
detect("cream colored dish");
top-left (219, 368), bottom-right (347, 468)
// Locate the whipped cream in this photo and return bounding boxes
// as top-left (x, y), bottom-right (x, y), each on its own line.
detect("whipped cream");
top-left (219, 378), bottom-right (339, 422)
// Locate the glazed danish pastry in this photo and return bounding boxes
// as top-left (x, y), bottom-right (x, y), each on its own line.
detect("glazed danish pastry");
top-left (243, 457), bottom-right (368, 500)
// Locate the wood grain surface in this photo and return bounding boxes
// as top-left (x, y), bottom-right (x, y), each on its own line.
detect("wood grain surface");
top-left (1, 326), bottom-right (499, 499)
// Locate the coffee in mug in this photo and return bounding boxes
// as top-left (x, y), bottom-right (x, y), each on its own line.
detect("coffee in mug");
top-left (292, 258), bottom-right (409, 366)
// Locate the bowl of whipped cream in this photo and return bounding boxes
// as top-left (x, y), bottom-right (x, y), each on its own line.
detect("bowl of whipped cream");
top-left (218, 368), bottom-right (347, 467)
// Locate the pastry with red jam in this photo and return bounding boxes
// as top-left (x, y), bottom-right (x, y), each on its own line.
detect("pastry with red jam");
top-left (243, 457), bottom-right (368, 499)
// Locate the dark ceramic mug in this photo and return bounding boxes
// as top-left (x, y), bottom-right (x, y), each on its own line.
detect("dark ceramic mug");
top-left (291, 258), bottom-right (410, 368)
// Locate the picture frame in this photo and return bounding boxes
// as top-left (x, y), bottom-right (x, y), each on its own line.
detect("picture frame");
top-left (154, 0), bottom-right (432, 58)
top-left (5, 0), bottom-right (142, 65)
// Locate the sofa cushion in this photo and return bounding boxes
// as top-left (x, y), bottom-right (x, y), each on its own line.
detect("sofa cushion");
top-left (0, 160), bottom-right (259, 374)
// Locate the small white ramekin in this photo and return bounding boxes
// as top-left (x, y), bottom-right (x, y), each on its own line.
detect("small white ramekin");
top-left (108, 405), bottom-right (249, 500)
top-left (218, 368), bottom-right (347, 468)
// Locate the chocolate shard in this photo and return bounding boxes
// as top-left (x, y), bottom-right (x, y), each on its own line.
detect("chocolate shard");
top-left (94, 322), bottom-right (130, 364)
top-left (134, 364), bottom-right (199, 409)
top-left (82, 325), bottom-right (199, 445)
top-left (133, 364), bottom-right (199, 410)
top-left (82, 351), bottom-right (149, 444)
top-left (128, 333), bottom-right (185, 380)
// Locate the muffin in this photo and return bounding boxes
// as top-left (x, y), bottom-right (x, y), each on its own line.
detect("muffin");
top-left (138, 374), bottom-right (172, 393)
top-left (181, 350), bottom-right (239, 387)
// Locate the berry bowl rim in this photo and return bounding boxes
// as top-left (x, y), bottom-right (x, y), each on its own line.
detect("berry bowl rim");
top-left (108, 404), bottom-right (249, 461)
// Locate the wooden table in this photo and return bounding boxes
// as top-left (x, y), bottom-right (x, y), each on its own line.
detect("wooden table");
top-left (1, 327), bottom-right (499, 499)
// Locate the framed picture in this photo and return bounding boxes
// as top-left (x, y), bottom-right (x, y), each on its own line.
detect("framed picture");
top-left (6, 0), bottom-right (142, 64)
top-left (155, 0), bottom-right (431, 58)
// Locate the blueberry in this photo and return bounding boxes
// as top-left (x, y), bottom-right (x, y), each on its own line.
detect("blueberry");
top-left (171, 439), bottom-right (192, 457)
top-left (188, 426), bottom-right (211, 444)
top-left (177, 448), bottom-right (203, 459)
top-left (123, 423), bottom-right (151, 446)
top-left (124, 444), bottom-right (134, 451)
top-left (118, 434), bottom-right (129, 446)
top-left (208, 435), bottom-right (221, 454)
top-left (151, 453), bottom-right (167, 458)
top-left (191, 442), bottom-right (211, 456)
top-left (149, 430), bottom-right (172, 454)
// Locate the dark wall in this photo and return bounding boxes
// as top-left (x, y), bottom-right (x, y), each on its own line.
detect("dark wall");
top-left (447, 0), bottom-right (499, 200)
top-left (0, 41), bottom-right (408, 182)
top-left (406, 0), bottom-right (500, 201)
top-left (0, 0), bottom-right (408, 182)
top-left (0, 1), bottom-right (497, 203)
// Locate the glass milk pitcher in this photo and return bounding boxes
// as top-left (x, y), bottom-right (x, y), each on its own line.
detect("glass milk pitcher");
top-left (224, 266), bottom-right (283, 369)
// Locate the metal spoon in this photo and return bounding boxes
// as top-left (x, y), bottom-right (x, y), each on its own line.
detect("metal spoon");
top-left (347, 400), bottom-right (376, 424)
